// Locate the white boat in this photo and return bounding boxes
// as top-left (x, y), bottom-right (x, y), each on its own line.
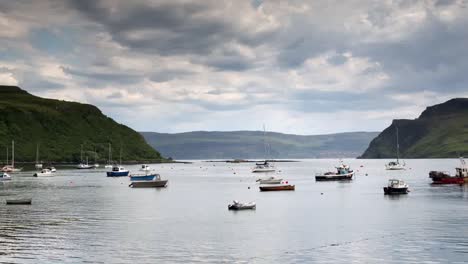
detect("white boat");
top-left (228, 200), bottom-right (256, 210)
top-left (0, 172), bottom-right (11, 181)
top-left (139, 164), bottom-right (151, 172)
top-left (33, 168), bottom-right (53, 177)
top-left (77, 145), bottom-right (93, 169)
top-left (1, 140), bottom-right (22, 172)
top-left (256, 176), bottom-right (283, 184)
top-left (316, 161), bottom-right (354, 181)
top-left (383, 179), bottom-right (409, 194)
top-left (252, 161), bottom-right (276, 173)
top-left (251, 125), bottom-right (276, 173)
top-left (46, 166), bottom-right (57, 172)
top-left (34, 143), bottom-right (42, 169)
top-left (386, 127), bottom-right (406, 170)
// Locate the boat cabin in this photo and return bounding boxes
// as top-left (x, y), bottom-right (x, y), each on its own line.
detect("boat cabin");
top-left (387, 179), bottom-right (407, 188)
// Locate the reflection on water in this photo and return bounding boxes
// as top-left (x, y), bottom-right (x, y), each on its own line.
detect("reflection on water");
top-left (1, 159), bottom-right (468, 263)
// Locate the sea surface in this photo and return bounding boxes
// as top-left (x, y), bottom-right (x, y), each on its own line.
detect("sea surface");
top-left (1, 159), bottom-right (468, 263)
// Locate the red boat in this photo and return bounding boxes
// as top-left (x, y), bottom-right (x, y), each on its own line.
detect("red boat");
top-left (429, 158), bottom-right (468, 184)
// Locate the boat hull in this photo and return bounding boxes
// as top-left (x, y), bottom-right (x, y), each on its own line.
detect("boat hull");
top-left (315, 172), bottom-right (354, 181)
top-left (129, 174), bottom-right (157, 181)
top-left (129, 180), bottom-right (168, 188)
top-left (429, 171), bottom-right (468, 184)
top-left (258, 179), bottom-right (282, 184)
top-left (6, 199), bottom-right (32, 205)
top-left (107, 171), bottom-right (130, 177)
top-left (383, 187), bottom-right (409, 195)
top-left (252, 169), bottom-right (276, 173)
top-left (259, 185), bottom-right (295, 191)
top-left (228, 204), bottom-right (256, 210)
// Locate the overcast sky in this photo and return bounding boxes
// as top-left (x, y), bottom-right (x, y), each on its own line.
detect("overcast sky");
top-left (1, 0), bottom-right (468, 134)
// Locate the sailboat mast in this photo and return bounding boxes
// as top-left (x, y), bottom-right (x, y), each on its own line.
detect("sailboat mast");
top-left (12, 140), bottom-right (14, 168)
top-left (263, 124), bottom-right (267, 161)
top-left (119, 146), bottom-right (122, 165)
top-left (36, 143), bottom-right (39, 164)
top-left (396, 126), bottom-right (400, 163)
top-left (80, 144), bottom-right (83, 162)
top-left (108, 143), bottom-right (112, 164)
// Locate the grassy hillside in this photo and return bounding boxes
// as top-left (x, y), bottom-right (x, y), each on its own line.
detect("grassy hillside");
top-left (360, 98), bottom-right (468, 158)
top-left (0, 86), bottom-right (163, 163)
top-left (141, 131), bottom-right (379, 159)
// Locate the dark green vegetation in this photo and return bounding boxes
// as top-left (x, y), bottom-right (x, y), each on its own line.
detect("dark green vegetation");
top-left (360, 98), bottom-right (468, 158)
top-left (141, 131), bottom-right (379, 159)
top-left (0, 86), bottom-right (163, 163)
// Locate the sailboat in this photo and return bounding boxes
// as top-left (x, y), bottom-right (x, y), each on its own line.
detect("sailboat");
top-left (252, 125), bottom-right (276, 173)
top-left (385, 126), bottom-right (406, 170)
top-left (106, 146), bottom-right (129, 177)
top-left (93, 147), bottom-right (100, 168)
top-left (2, 140), bottom-right (23, 172)
top-left (35, 143), bottom-right (43, 169)
top-left (104, 143), bottom-right (113, 169)
top-left (76, 145), bottom-right (93, 169)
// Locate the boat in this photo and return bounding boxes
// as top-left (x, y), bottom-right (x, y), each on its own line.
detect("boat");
top-left (129, 173), bottom-right (159, 181)
top-left (0, 172), bottom-right (11, 181)
top-left (93, 147), bottom-right (99, 168)
top-left (46, 166), bottom-right (57, 172)
top-left (1, 141), bottom-right (23, 172)
top-left (76, 145), bottom-right (93, 169)
top-left (252, 161), bottom-right (276, 173)
top-left (383, 179), bottom-right (409, 194)
top-left (251, 125), bottom-right (276, 173)
top-left (35, 143), bottom-right (42, 169)
top-left (33, 168), bottom-right (53, 177)
top-left (139, 164), bottom-right (151, 172)
top-left (106, 166), bottom-right (129, 177)
top-left (256, 176), bottom-right (283, 184)
top-left (429, 158), bottom-right (468, 184)
top-left (228, 200), bottom-right (256, 210)
top-left (6, 198), bottom-right (32, 205)
top-left (385, 127), bottom-right (406, 170)
top-left (104, 143), bottom-right (113, 169)
top-left (129, 177), bottom-right (168, 188)
top-left (315, 161), bottom-right (354, 181)
top-left (259, 184), bottom-right (295, 191)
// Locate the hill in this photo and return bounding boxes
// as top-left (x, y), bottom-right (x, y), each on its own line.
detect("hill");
top-left (0, 85), bottom-right (163, 163)
top-left (140, 131), bottom-right (379, 159)
top-left (360, 98), bottom-right (468, 158)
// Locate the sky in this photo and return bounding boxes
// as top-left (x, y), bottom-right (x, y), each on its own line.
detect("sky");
top-left (1, 0), bottom-right (468, 135)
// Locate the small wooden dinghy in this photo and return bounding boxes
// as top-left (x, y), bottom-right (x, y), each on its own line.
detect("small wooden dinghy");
top-left (256, 177), bottom-right (282, 184)
top-left (6, 198), bottom-right (32, 205)
top-left (228, 200), bottom-right (256, 210)
top-left (129, 179), bottom-right (168, 188)
top-left (259, 184), bottom-right (295, 191)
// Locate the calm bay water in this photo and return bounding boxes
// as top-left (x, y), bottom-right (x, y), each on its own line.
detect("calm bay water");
top-left (1, 159), bottom-right (468, 263)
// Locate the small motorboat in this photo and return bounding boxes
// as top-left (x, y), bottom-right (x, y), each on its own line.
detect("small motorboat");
top-left (429, 158), bottom-right (468, 184)
top-left (256, 177), bottom-right (283, 184)
top-left (1, 165), bottom-right (22, 172)
top-left (34, 168), bottom-right (53, 177)
top-left (107, 165), bottom-right (129, 177)
top-left (0, 172), bottom-right (12, 181)
top-left (46, 166), bottom-right (57, 172)
top-left (6, 198), bottom-right (32, 205)
top-left (228, 200), bottom-right (256, 210)
top-left (139, 164), bottom-right (151, 172)
top-left (259, 184), bottom-right (295, 192)
top-left (129, 178), bottom-right (168, 188)
top-left (316, 161), bottom-right (354, 181)
top-left (129, 173), bottom-right (159, 181)
top-left (383, 179), bottom-right (409, 194)
top-left (252, 161), bottom-right (276, 173)
top-left (76, 163), bottom-right (93, 169)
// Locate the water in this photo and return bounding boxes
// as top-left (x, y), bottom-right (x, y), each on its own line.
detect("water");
top-left (1, 159), bottom-right (468, 263)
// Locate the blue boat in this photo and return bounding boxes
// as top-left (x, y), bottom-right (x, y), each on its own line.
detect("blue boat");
top-left (129, 173), bottom-right (159, 181)
top-left (106, 166), bottom-right (129, 177)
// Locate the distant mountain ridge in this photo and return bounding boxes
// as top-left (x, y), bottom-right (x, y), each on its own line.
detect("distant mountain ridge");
top-left (141, 131), bottom-right (379, 159)
top-left (0, 85), bottom-right (163, 163)
top-left (360, 98), bottom-right (468, 158)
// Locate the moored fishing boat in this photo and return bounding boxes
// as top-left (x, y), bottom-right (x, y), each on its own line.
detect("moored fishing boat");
top-left (0, 172), bottom-right (11, 181)
top-left (259, 184), bottom-right (295, 191)
top-left (256, 176), bottom-right (283, 184)
top-left (129, 173), bottom-right (159, 181)
top-left (129, 177), bottom-right (168, 188)
top-left (33, 168), bottom-right (53, 177)
top-left (429, 158), bottom-right (468, 184)
top-left (315, 161), bottom-right (354, 181)
top-left (383, 179), bottom-right (409, 194)
top-left (107, 166), bottom-right (129, 177)
top-left (228, 200), bottom-right (256, 210)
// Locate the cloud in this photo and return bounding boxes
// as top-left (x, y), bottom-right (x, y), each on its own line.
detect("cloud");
top-left (1, 0), bottom-right (468, 134)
